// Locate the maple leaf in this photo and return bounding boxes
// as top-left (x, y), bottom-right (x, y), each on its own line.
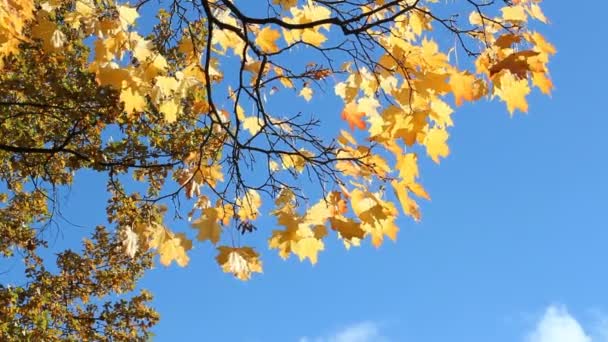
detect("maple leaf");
top-left (216, 246), bottom-right (263, 280)
top-left (158, 232), bottom-right (192, 267)
top-left (489, 50), bottom-right (540, 79)
top-left (272, 0), bottom-right (298, 11)
top-left (242, 116), bottom-right (263, 135)
top-left (256, 26), bottom-right (281, 53)
top-left (527, 3), bottom-right (547, 23)
top-left (341, 102), bottom-right (366, 130)
top-left (158, 99), bottom-right (180, 122)
top-left (291, 227), bottom-right (326, 264)
top-left (532, 72), bottom-right (553, 95)
top-left (528, 32), bottom-right (556, 55)
top-left (122, 225), bottom-right (139, 258)
top-left (280, 151), bottom-right (310, 172)
top-left (392, 180), bottom-right (422, 221)
top-left (301, 29), bottom-right (327, 47)
top-left (350, 189), bottom-right (400, 247)
top-left (120, 87), bottom-right (147, 115)
top-left (425, 127), bottom-right (450, 163)
top-left (300, 85), bottom-right (313, 101)
top-left (192, 208), bottom-right (222, 245)
top-left (449, 71), bottom-right (487, 106)
top-left (501, 5), bottom-right (527, 22)
top-left (31, 13), bottom-right (62, 51)
top-left (329, 216), bottom-right (365, 241)
top-left (236, 190), bottom-right (262, 221)
top-left (117, 5), bottom-right (139, 30)
top-left (495, 72), bottom-right (531, 114)
top-left (396, 153), bottom-right (419, 183)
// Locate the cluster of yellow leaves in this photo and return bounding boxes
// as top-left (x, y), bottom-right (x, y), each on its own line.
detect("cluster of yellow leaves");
top-left (282, 2), bottom-right (331, 47)
top-left (332, 0), bottom-right (554, 228)
top-left (0, 0), bottom-right (35, 67)
top-left (187, 191), bottom-right (262, 278)
top-left (123, 222), bottom-right (192, 267)
top-left (268, 186), bottom-right (399, 264)
top-left (30, 0), bottom-right (212, 123)
top-left (0, 0), bottom-right (553, 281)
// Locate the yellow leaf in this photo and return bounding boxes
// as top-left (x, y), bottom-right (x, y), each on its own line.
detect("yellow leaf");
top-left (117, 5), bottom-right (139, 30)
top-left (527, 3), bottom-right (547, 23)
top-left (272, 0), bottom-right (298, 11)
top-left (216, 246), bottom-right (263, 280)
top-left (158, 232), bottom-right (192, 267)
top-left (351, 190), bottom-right (389, 222)
top-left (122, 225), bottom-right (139, 258)
top-left (120, 87), bottom-right (147, 115)
top-left (449, 71), bottom-right (487, 106)
top-left (236, 189), bottom-right (261, 221)
top-left (425, 127), bottom-right (450, 163)
top-left (92, 63), bottom-right (130, 88)
top-left (392, 180), bottom-right (421, 221)
top-left (408, 182), bottom-right (430, 201)
top-left (430, 98), bottom-right (454, 127)
top-left (242, 116), bottom-right (263, 136)
top-left (350, 189), bottom-right (399, 247)
top-left (269, 160), bottom-right (281, 171)
top-left (532, 72), bottom-right (553, 95)
top-left (280, 152), bottom-right (309, 172)
top-left (528, 32), bottom-right (556, 55)
top-left (304, 200), bottom-right (332, 226)
top-left (159, 99), bottom-right (180, 122)
top-left (300, 86), bottom-right (313, 101)
top-left (256, 26), bottom-right (281, 53)
top-left (31, 13), bottom-right (61, 51)
top-left (494, 72), bottom-right (530, 114)
top-left (291, 234), bottom-right (324, 264)
top-left (395, 153), bottom-right (419, 183)
top-left (154, 76), bottom-right (180, 98)
top-left (367, 217), bottom-right (399, 248)
top-left (494, 34), bottom-right (522, 49)
top-left (192, 208), bottom-right (222, 244)
top-left (329, 216), bottom-right (366, 241)
top-left (501, 5), bottom-right (527, 22)
top-left (269, 223), bottom-right (326, 264)
top-left (301, 29), bottom-right (327, 47)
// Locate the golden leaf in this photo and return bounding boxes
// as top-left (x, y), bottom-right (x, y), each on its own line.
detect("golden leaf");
top-left (494, 72), bottom-right (531, 114)
top-left (191, 208), bottom-right (223, 245)
top-left (120, 87), bottom-right (147, 115)
top-left (424, 127), bottom-right (450, 163)
top-left (236, 189), bottom-right (262, 221)
top-left (256, 26), bottom-right (281, 53)
top-left (158, 232), bottom-right (192, 267)
top-left (216, 246), bottom-right (263, 280)
top-left (300, 86), bottom-right (313, 101)
top-left (449, 71), bottom-right (487, 106)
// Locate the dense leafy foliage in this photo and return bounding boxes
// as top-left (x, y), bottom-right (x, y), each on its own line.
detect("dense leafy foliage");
top-left (0, 0), bottom-right (553, 338)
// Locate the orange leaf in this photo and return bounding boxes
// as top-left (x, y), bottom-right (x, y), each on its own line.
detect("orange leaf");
top-left (341, 102), bottom-right (366, 131)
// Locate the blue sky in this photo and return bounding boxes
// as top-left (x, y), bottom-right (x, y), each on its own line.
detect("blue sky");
top-left (6, 1), bottom-right (608, 341)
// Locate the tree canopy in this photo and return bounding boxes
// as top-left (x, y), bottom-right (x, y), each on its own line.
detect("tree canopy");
top-left (0, 0), bottom-right (553, 339)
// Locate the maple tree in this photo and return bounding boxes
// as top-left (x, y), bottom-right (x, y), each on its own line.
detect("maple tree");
top-left (0, 0), bottom-right (554, 338)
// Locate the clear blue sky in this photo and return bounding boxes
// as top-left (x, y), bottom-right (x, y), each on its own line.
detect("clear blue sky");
top-left (12, 2), bottom-right (608, 341)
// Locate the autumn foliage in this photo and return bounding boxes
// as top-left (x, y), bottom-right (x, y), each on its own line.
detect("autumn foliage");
top-left (0, 0), bottom-right (553, 338)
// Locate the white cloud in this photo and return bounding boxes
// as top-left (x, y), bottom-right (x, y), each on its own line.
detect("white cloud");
top-left (526, 305), bottom-right (591, 342)
top-left (299, 321), bottom-right (387, 342)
